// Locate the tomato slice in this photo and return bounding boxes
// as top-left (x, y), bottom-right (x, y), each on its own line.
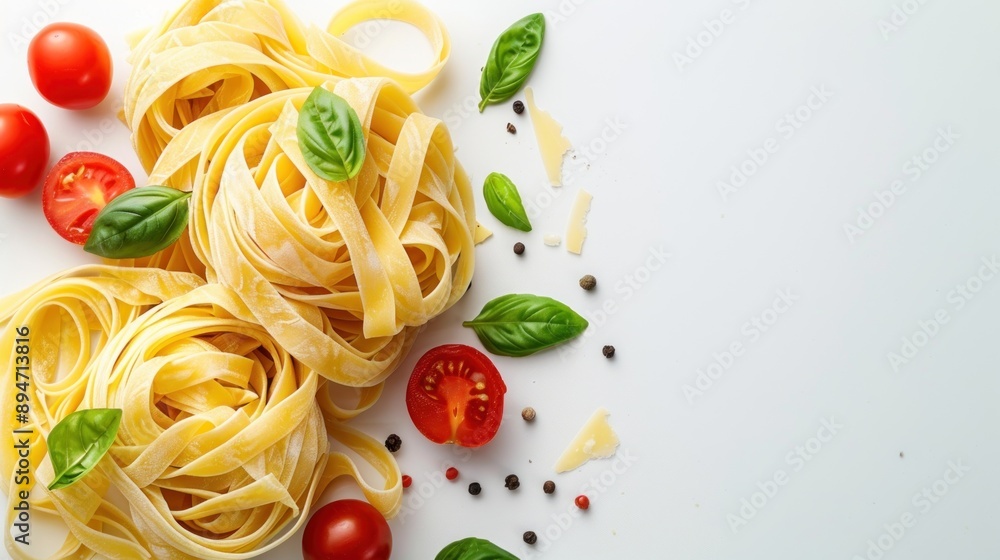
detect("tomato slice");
top-left (406, 344), bottom-right (506, 448)
top-left (42, 152), bottom-right (135, 244)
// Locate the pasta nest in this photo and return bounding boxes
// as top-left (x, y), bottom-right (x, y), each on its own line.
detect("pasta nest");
top-left (119, 0), bottom-right (474, 388)
top-left (4, 278), bottom-right (400, 559)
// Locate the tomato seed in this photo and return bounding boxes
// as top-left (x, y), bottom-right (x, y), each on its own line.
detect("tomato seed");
top-left (446, 467), bottom-right (459, 480)
top-left (402, 475), bottom-right (412, 488)
top-left (575, 495), bottom-right (590, 510)
top-left (384, 434), bottom-right (402, 453)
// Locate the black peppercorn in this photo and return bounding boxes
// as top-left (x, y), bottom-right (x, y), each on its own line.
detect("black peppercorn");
top-left (543, 480), bottom-right (556, 494)
top-left (602, 345), bottom-right (616, 359)
top-left (521, 407), bottom-right (536, 422)
top-left (469, 482), bottom-right (482, 495)
top-left (506, 122), bottom-right (516, 134)
top-left (523, 531), bottom-right (537, 545)
top-left (513, 242), bottom-right (525, 255)
top-left (579, 274), bottom-right (597, 290)
top-left (384, 434), bottom-right (402, 452)
top-left (504, 474), bottom-right (520, 490)
top-left (513, 100), bottom-right (525, 114)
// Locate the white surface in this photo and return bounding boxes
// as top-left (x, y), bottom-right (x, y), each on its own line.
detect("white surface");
top-left (2, 0), bottom-right (1000, 559)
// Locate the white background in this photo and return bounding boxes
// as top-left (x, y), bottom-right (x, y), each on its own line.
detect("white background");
top-left (2, 0), bottom-right (1000, 559)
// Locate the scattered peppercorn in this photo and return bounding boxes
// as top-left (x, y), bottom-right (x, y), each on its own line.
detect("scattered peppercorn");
top-left (506, 122), bottom-right (516, 134)
top-left (523, 531), bottom-right (537, 545)
top-left (513, 100), bottom-right (525, 114)
top-left (402, 475), bottom-right (412, 488)
top-left (385, 433), bottom-right (402, 452)
top-left (575, 495), bottom-right (590, 510)
top-left (513, 242), bottom-right (525, 255)
top-left (543, 480), bottom-right (556, 494)
top-left (602, 345), bottom-right (616, 359)
top-left (468, 482), bottom-right (482, 495)
top-left (446, 467), bottom-right (459, 480)
top-left (521, 407), bottom-right (536, 422)
top-left (504, 474), bottom-right (520, 490)
top-left (579, 274), bottom-right (597, 291)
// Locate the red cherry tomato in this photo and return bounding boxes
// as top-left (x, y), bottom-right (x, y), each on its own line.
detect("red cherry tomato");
top-left (0, 104), bottom-right (50, 198)
top-left (28, 23), bottom-right (112, 110)
top-left (302, 499), bottom-right (391, 560)
top-left (406, 344), bottom-right (506, 448)
top-left (42, 152), bottom-right (134, 244)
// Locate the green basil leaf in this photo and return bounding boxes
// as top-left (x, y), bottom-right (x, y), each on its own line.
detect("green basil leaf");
top-left (83, 186), bottom-right (191, 259)
top-left (435, 537), bottom-right (520, 560)
top-left (47, 408), bottom-right (122, 490)
top-left (478, 13), bottom-right (545, 112)
top-left (483, 172), bottom-right (532, 232)
top-left (463, 294), bottom-right (588, 357)
top-left (297, 86), bottom-right (366, 181)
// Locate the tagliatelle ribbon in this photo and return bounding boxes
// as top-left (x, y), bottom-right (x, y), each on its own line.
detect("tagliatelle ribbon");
top-left (123, 0), bottom-right (451, 173)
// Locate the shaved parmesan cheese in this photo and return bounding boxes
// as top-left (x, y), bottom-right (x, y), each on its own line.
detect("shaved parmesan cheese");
top-left (543, 234), bottom-right (562, 246)
top-left (474, 222), bottom-right (493, 244)
top-left (565, 189), bottom-right (592, 255)
top-left (554, 407), bottom-right (620, 473)
top-left (525, 87), bottom-right (571, 187)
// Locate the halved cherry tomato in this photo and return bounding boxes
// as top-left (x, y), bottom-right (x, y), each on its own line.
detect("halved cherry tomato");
top-left (28, 23), bottom-right (112, 110)
top-left (406, 344), bottom-right (506, 448)
top-left (0, 104), bottom-right (50, 198)
top-left (302, 499), bottom-right (391, 560)
top-left (42, 152), bottom-right (134, 244)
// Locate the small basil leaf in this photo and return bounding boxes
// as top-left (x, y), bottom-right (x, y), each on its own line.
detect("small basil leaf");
top-left (83, 186), bottom-right (191, 259)
top-left (297, 86), bottom-right (366, 181)
top-left (483, 172), bottom-right (531, 232)
top-left (47, 408), bottom-right (122, 491)
top-left (435, 537), bottom-right (520, 560)
top-left (478, 13), bottom-right (545, 112)
top-left (462, 294), bottom-right (588, 357)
